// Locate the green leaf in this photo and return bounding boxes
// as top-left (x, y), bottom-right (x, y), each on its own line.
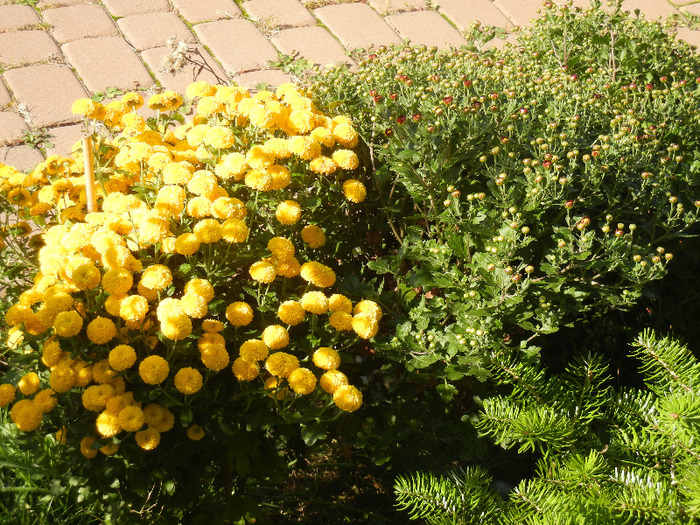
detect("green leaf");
top-left (301, 422), bottom-right (327, 446)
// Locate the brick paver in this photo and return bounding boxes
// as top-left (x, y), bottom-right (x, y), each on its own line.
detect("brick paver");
top-left (42, 5), bottom-right (118, 44)
top-left (100, 0), bottom-right (172, 17)
top-left (0, 81), bottom-right (11, 109)
top-left (0, 112), bottom-right (28, 146)
top-left (117, 12), bottom-right (194, 51)
top-left (386, 10), bottom-right (468, 49)
top-left (232, 69), bottom-right (294, 90)
top-left (141, 44), bottom-right (229, 93)
top-left (367, 0), bottom-right (429, 15)
top-left (439, 0), bottom-right (513, 31)
top-left (243, 0), bottom-right (317, 28)
top-left (171, 0), bottom-right (241, 23)
top-left (272, 26), bottom-right (355, 68)
top-left (194, 19), bottom-right (279, 75)
top-left (0, 4), bottom-right (41, 32)
top-left (62, 37), bottom-right (155, 92)
top-left (314, 3), bottom-right (403, 50)
top-left (3, 64), bottom-right (87, 127)
top-left (0, 31), bottom-right (62, 67)
top-left (0, 144), bottom-right (44, 172)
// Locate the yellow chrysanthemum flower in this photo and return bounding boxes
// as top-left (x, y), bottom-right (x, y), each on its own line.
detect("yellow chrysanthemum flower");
top-left (311, 127), bottom-right (335, 148)
top-left (187, 424), bottom-right (206, 441)
top-left (96, 410), bottom-right (120, 438)
top-left (202, 319), bottom-right (224, 333)
top-left (329, 311), bottom-right (353, 331)
top-left (200, 345), bottom-right (230, 371)
top-left (139, 355), bottom-right (169, 385)
top-left (232, 357), bottom-right (259, 381)
top-left (265, 351), bottom-right (299, 378)
top-left (174, 367), bottom-right (203, 395)
top-left (184, 278), bottom-right (215, 302)
top-left (140, 264), bottom-right (173, 292)
top-left (10, 399), bottom-right (43, 432)
top-left (239, 339), bottom-right (269, 362)
top-left (18, 372), bottom-right (40, 396)
top-left (249, 260), bottom-right (276, 284)
top-left (53, 310), bottom-right (83, 338)
top-left (108, 344), bottom-right (137, 372)
top-left (353, 299), bottom-right (383, 321)
top-left (175, 232), bottom-right (201, 255)
top-left (117, 405), bottom-right (145, 432)
top-left (0, 384), bottom-right (16, 407)
top-left (313, 347), bottom-right (341, 370)
top-left (221, 219), bottom-right (249, 243)
top-left (34, 388), bottom-right (57, 413)
top-left (263, 137), bottom-right (292, 159)
top-left (161, 312), bottom-right (193, 340)
top-left (300, 261), bottom-right (336, 288)
top-left (148, 90), bottom-right (183, 111)
top-left (181, 294), bottom-right (208, 319)
top-left (309, 155), bottom-right (337, 175)
top-left (277, 300), bottom-right (305, 326)
top-left (102, 268), bottom-right (133, 296)
top-left (268, 236), bottom-right (295, 261)
top-left (288, 367), bottom-right (317, 395)
top-left (119, 295), bottom-right (149, 323)
top-left (351, 313), bottom-right (379, 339)
top-left (288, 136), bottom-right (321, 160)
top-left (135, 428), bottom-right (161, 450)
top-left (342, 179), bottom-right (367, 203)
top-left (333, 384), bottom-right (363, 412)
top-left (143, 403), bottom-right (175, 432)
top-left (226, 301), bottom-right (254, 326)
top-left (80, 436), bottom-right (98, 458)
top-left (332, 122), bottom-right (359, 148)
top-left (332, 149), bottom-right (360, 170)
top-left (319, 369), bottom-right (348, 394)
top-left (215, 152), bottom-right (248, 181)
top-left (275, 200), bottom-right (302, 225)
top-left (262, 325), bottom-right (290, 350)
top-left (300, 291), bottom-right (328, 315)
top-left (86, 316), bottom-right (117, 345)
top-left (186, 81), bottom-right (216, 99)
top-left (193, 219), bottom-right (222, 244)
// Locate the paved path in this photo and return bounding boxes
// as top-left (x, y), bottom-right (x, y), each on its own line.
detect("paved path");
top-left (0, 0), bottom-right (699, 169)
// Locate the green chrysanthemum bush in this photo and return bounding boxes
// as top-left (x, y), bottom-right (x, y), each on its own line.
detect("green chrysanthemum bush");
top-left (312, 0), bottom-right (700, 387)
top-left (0, 82), bottom-right (380, 521)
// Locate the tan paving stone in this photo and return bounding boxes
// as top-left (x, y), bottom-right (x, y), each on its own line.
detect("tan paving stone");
top-left (117, 11), bottom-right (194, 51)
top-left (171, 0), bottom-right (241, 23)
top-left (272, 26), bottom-right (355, 68)
top-left (0, 111), bottom-right (28, 145)
top-left (100, 0), bottom-right (171, 17)
top-left (0, 144), bottom-right (44, 172)
top-left (62, 37), bottom-right (155, 92)
top-left (233, 69), bottom-right (294, 90)
top-left (141, 44), bottom-right (229, 93)
top-left (314, 3), bottom-right (402, 50)
top-left (0, 30), bottom-right (62, 67)
top-left (42, 5), bottom-right (118, 44)
top-left (3, 64), bottom-right (87, 127)
top-left (619, 0), bottom-right (679, 18)
top-left (36, 0), bottom-right (95, 7)
top-left (0, 4), bottom-right (40, 32)
top-left (243, 0), bottom-right (316, 28)
top-left (493, 0), bottom-right (544, 26)
top-left (676, 27), bottom-right (700, 49)
top-left (386, 10), bottom-right (468, 48)
top-left (0, 80), bottom-right (11, 109)
top-left (194, 18), bottom-right (279, 74)
top-left (44, 123), bottom-right (83, 157)
top-left (367, 0), bottom-right (428, 15)
top-left (438, 0), bottom-right (513, 31)
top-left (680, 3), bottom-right (700, 15)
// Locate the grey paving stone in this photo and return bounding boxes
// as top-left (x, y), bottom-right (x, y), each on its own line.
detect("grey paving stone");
top-left (117, 11), bottom-right (194, 51)
top-left (194, 18), bottom-right (279, 74)
top-left (3, 64), bottom-right (87, 127)
top-left (0, 4), bottom-right (40, 32)
top-left (141, 44), bottom-right (229, 93)
top-left (0, 144), bottom-right (44, 172)
top-left (233, 69), bottom-right (294, 90)
top-left (367, 0), bottom-right (428, 15)
top-left (386, 10), bottom-right (468, 48)
top-left (0, 30), bottom-right (62, 67)
top-left (44, 123), bottom-right (83, 157)
top-left (272, 26), bottom-right (355, 68)
top-left (62, 37), bottom-right (155, 92)
top-left (0, 80), bottom-right (11, 109)
top-left (0, 111), bottom-right (28, 146)
top-left (42, 5), bottom-right (118, 44)
top-left (100, 0), bottom-right (171, 17)
top-left (171, 0), bottom-right (241, 23)
top-left (243, 0), bottom-right (316, 28)
top-left (438, 0), bottom-right (513, 31)
top-left (314, 3), bottom-right (402, 50)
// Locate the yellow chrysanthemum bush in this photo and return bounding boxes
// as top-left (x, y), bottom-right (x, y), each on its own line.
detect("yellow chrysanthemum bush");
top-left (0, 82), bottom-right (381, 521)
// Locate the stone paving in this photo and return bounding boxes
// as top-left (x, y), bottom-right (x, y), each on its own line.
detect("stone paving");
top-left (0, 0), bottom-right (698, 169)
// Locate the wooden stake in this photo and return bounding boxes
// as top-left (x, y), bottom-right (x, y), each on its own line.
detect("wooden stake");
top-left (83, 135), bottom-right (97, 213)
